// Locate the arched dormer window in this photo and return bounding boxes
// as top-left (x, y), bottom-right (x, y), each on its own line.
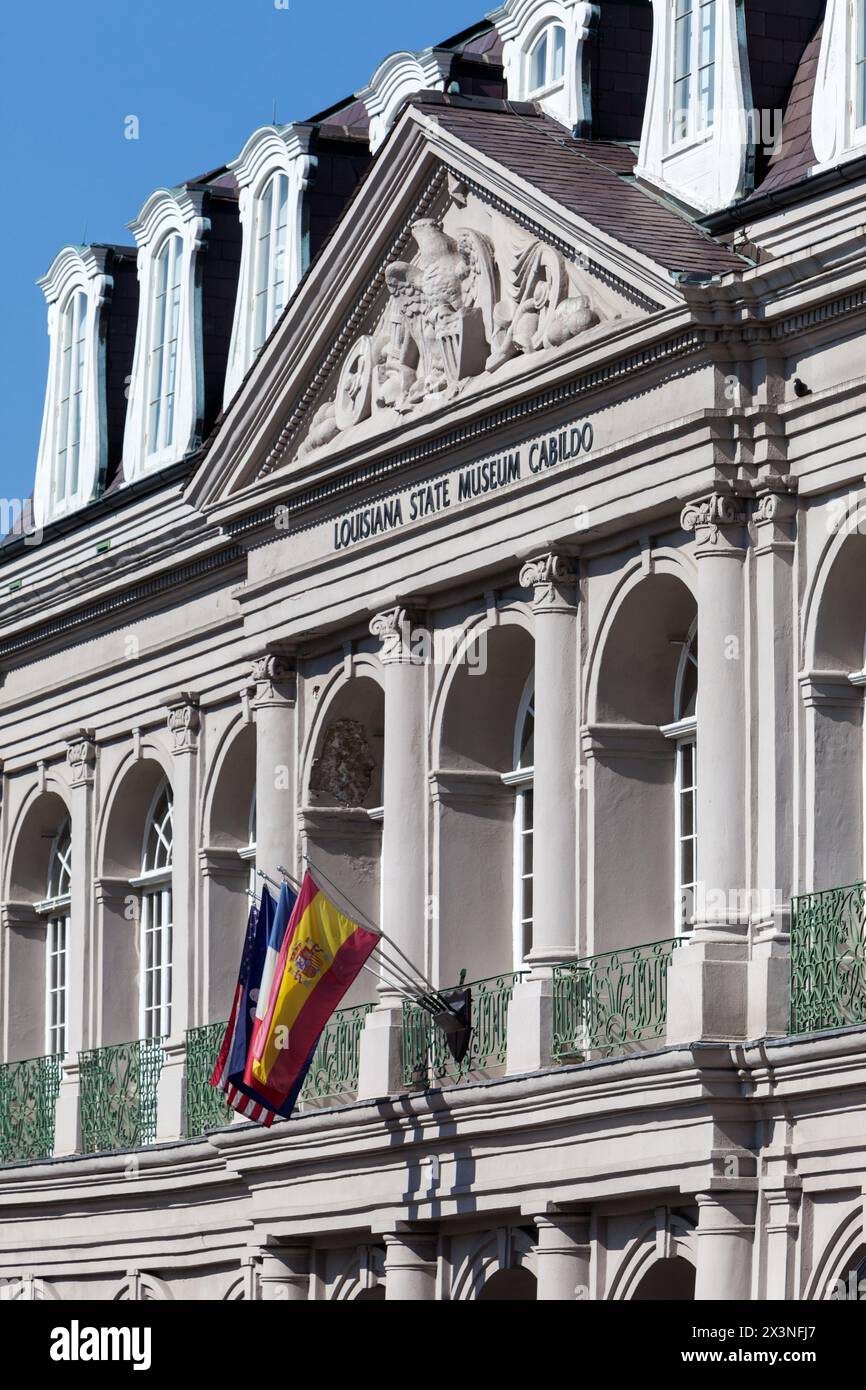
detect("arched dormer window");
top-left (503, 675), bottom-right (536, 968)
top-left (43, 818), bottom-right (72, 1056)
top-left (34, 247), bottom-right (115, 527)
top-left (662, 624), bottom-right (698, 936)
top-left (491, 0), bottom-right (598, 132)
top-left (224, 126), bottom-right (316, 404)
top-left (637, 0), bottom-right (752, 213)
top-left (528, 22), bottom-right (567, 96)
top-left (135, 782), bottom-right (174, 1040)
top-left (123, 188), bottom-right (209, 481)
top-left (358, 49), bottom-right (453, 155)
top-left (812, 0), bottom-right (866, 169)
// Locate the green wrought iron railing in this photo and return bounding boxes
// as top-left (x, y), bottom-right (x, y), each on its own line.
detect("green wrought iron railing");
top-left (0, 1054), bottom-right (62, 1164)
top-left (185, 1023), bottom-right (232, 1138)
top-left (553, 939), bottom-right (681, 1063)
top-left (402, 973), bottom-right (525, 1089)
top-left (791, 881), bottom-right (866, 1035)
top-left (78, 1038), bottom-right (164, 1153)
top-left (300, 1003), bottom-right (376, 1109)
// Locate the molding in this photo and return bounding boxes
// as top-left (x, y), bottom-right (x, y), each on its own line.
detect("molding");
top-left (429, 767), bottom-right (515, 805)
top-left (799, 670), bottom-right (865, 710)
top-left (358, 49), bottom-right (452, 153)
top-left (65, 729), bottom-right (97, 788)
top-left (581, 722), bottom-right (674, 760)
top-left (165, 692), bottom-right (201, 755)
top-left (659, 716), bottom-right (697, 743)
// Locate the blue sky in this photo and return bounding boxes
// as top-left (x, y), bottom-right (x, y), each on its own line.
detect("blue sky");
top-left (0, 0), bottom-right (487, 505)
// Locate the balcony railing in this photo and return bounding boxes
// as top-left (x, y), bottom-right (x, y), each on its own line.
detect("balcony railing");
top-left (791, 880), bottom-right (866, 1034)
top-left (185, 1023), bottom-right (232, 1138)
top-left (402, 973), bottom-right (525, 1089)
top-left (0, 1054), bottom-right (62, 1164)
top-left (552, 939), bottom-right (681, 1063)
top-left (300, 1003), bottom-right (376, 1110)
top-left (79, 1039), bottom-right (164, 1153)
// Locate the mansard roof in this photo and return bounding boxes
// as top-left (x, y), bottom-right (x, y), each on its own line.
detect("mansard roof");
top-left (412, 94), bottom-right (747, 276)
top-left (751, 19), bottom-right (822, 197)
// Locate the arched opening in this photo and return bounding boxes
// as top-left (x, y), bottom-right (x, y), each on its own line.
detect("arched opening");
top-left (4, 790), bottom-right (71, 1062)
top-left (99, 758), bottom-right (172, 1046)
top-left (477, 1267), bottom-right (538, 1301)
top-left (807, 530), bottom-right (866, 891)
top-left (203, 723), bottom-right (258, 1020)
top-left (354, 1285), bottom-right (386, 1302)
top-left (434, 620), bottom-right (534, 985)
top-left (301, 669), bottom-right (384, 1008)
top-left (632, 1257), bottom-right (696, 1301)
top-left (588, 572), bottom-right (697, 954)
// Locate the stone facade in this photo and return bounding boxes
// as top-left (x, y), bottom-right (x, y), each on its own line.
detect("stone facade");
top-left (2, 2), bottom-right (866, 1302)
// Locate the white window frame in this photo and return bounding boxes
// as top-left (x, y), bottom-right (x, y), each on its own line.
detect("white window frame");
top-left (661, 623), bottom-right (699, 937)
top-left (239, 790), bottom-right (258, 897)
top-left (853, 0), bottom-right (866, 135)
top-left (526, 21), bottom-right (568, 98)
top-left (53, 290), bottom-right (88, 510)
top-left (145, 233), bottom-right (183, 460)
top-left (503, 675), bottom-right (536, 971)
top-left (122, 188), bottom-right (209, 482)
top-left (252, 172), bottom-right (291, 353)
top-left (670, 0), bottom-right (717, 149)
top-left (36, 818), bottom-right (72, 1057)
top-left (132, 783), bottom-right (174, 1040)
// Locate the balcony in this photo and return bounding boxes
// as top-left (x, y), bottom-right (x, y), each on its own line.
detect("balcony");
top-left (791, 881), bottom-right (866, 1035)
top-left (0, 1054), bottom-right (61, 1164)
top-left (552, 940), bottom-right (681, 1063)
top-left (402, 972), bottom-right (525, 1089)
top-left (78, 1039), bottom-right (164, 1153)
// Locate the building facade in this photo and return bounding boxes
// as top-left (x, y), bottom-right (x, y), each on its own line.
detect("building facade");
top-left (1, 0), bottom-right (866, 1302)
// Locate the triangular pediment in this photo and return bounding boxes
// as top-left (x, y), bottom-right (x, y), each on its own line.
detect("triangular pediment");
top-left (193, 102), bottom-right (706, 515)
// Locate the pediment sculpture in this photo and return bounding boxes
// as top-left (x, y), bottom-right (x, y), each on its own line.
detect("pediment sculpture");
top-left (298, 214), bottom-right (616, 461)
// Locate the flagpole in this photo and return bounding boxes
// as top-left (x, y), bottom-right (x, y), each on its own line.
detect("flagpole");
top-left (300, 855), bottom-right (462, 1018)
top-left (274, 863), bottom-right (444, 1009)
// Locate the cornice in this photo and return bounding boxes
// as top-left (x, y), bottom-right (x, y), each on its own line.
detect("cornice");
top-left (229, 123), bottom-right (316, 189)
top-left (37, 244), bottom-right (117, 304)
top-left (128, 186), bottom-right (210, 247)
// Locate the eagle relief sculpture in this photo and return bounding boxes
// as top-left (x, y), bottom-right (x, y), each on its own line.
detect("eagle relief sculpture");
top-left (298, 215), bottom-right (606, 459)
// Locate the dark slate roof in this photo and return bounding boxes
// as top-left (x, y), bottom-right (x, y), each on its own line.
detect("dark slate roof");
top-left (751, 19), bottom-right (822, 196)
top-left (414, 94), bottom-right (748, 277)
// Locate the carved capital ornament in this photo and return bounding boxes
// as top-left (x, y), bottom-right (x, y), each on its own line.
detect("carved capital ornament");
top-left (519, 552), bottom-right (578, 613)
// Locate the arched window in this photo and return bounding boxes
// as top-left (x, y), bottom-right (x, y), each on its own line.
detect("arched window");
top-left (53, 291), bottom-right (88, 509)
top-left (145, 234), bottom-right (183, 459)
top-left (44, 818), bottom-right (72, 1056)
top-left (138, 782), bottom-right (174, 1039)
top-left (528, 23), bottom-right (567, 96)
top-left (666, 625), bottom-right (698, 935)
top-left (252, 173), bottom-right (290, 351)
top-left (505, 676), bottom-right (535, 968)
top-left (671, 0), bottom-right (716, 144)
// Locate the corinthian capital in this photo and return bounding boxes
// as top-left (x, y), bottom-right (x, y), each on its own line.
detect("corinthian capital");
top-left (519, 551), bottom-right (578, 614)
top-left (165, 692), bottom-right (201, 756)
top-left (65, 729), bottom-right (97, 787)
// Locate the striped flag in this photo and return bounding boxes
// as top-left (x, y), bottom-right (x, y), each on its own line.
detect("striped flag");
top-left (209, 884), bottom-right (299, 1126)
top-left (246, 871), bottom-right (379, 1113)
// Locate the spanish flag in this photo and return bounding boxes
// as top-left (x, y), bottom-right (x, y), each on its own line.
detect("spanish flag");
top-left (246, 871), bottom-right (379, 1107)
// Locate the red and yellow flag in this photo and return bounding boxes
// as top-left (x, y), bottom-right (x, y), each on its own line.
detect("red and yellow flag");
top-left (247, 871), bottom-right (379, 1106)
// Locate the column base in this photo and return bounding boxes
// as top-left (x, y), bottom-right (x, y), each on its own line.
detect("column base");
top-left (748, 930), bottom-right (791, 1038)
top-left (666, 936), bottom-right (749, 1044)
top-left (357, 1004), bottom-right (404, 1100)
top-left (506, 975), bottom-right (555, 1076)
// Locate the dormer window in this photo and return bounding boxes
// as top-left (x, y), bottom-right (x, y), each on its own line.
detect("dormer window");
top-left (528, 23), bottom-right (566, 97)
top-left (855, 0), bottom-right (866, 131)
top-left (146, 234), bottom-right (183, 458)
top-left (224, 126), bottom-right (316, 404)
top-left (54, 291), bottom-right (88, 509)
top-left (123, 187), bottom-right (211, 482)
top-left (253, 173), bottom-right (290, 351)
top-left (671, 0), bottom-right (716, 144)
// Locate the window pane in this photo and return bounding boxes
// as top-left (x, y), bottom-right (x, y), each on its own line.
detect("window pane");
top-left (698, 0), bottom-right (716, 128)
top-left (530, 31), bottom-right (548, 91)
top-left (552, 25), bottom-right (566, 82)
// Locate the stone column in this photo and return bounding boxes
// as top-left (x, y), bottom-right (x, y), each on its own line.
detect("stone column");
top-left (358, 607), bottom-right (426, 1100)
top-left (156, 693), bottom-right (200, 1143)
top-left (383, 1232), bottom-right (438, 1301)
top-left (507, 553), bottom-right (578, 1075)
top-left (693, 1192), bottom-right (757, 1301)
top-left (762, 1185), bottom-right (801, 1301)
top-left (667, 496), bottom-right (751, 1044)
top-left (259, 1247), bottom-right (310, 1301)
top-left (54, 731), bottom-right (97, 1156)
top-left (251, 646), bottom-right (298, 884)
top-left (750, 494), bottom-right (796, 1038)
top-left (535, 1214), bottom-right (591, 1301)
